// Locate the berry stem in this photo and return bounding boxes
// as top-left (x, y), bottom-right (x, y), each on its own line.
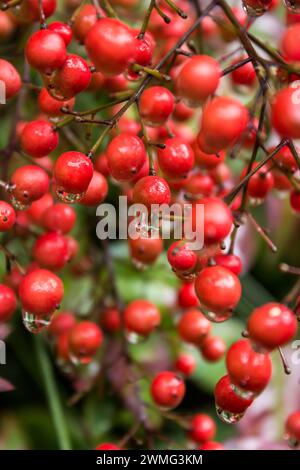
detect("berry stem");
top-left (278, 346), bottom-right (291, 375)
top-left (221, 57), bottom-right (253, 76)
top-left (246, 211), bottom-right (278, 253)
top-left (280, 263), bottom-right (300, 276)
top-left (99, 0), bottom-right (117, 18)
top-left (138, 0), bottom-right (156, 39)
top-left (163, 0), bottom-right (188, 19)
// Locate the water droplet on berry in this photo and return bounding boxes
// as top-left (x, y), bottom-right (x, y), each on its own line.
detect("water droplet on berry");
top-left (125, 330), bottom-right (144, 344)
top-left (56, 187), bottom-right (85, 204)
top-left (216, 406), bottom-right (245, 424)
top-left (242, 0), bottom-right (267, 17)
top-left (9, 195), bottom-right (30, 211)
top-left (231, 383), bottom-right (256, 400)
top-left (69, 353), bottom-right (93, 365)
top-left (131, 257), bottom-right (148, 270)
top-left (182, 97), bottom-right (201, 108)
top-left (201, 305), bottom-right (233, 323)
top-left (22, 310), bottom-right (53, 334)
top-left (283, 0), bottom-right (300, 13)
top-left (249, 197), bottom-right (264, 207)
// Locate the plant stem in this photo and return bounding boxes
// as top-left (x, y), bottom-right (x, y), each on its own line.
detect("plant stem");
top-left (35, 336), bottom-right (72, 450)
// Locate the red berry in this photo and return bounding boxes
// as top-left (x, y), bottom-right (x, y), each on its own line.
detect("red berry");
top-left (247, 302), bottom-right (297, 350)
top-left (0, 59), bottom-right (21, 100)
top-left (167, 241), bottom-right (197, 273)
top-left (134, 36), bottom-right (153, 67)
top-left (240, 162), bottom-right (274, 200)
top-left (214, 374), bottom-right (254, 415)
top-left (157, 137), bottom-right (194, 179)
top-left (10, 165), bottom-right (50, 208)
top-left (214, 254), bottom-right (242, 276)
top-left (226, 339), bottom-right (272, 396)
top-left (0, 201), bottom-right (16, 232)
top-left (271, 87), bottom-right (300, 139)
top-left (48, 21), bottom-right (73, 46)
top-left (230, 56), bottom-right (256, 86)
top-left (25, 30), bottom-right (67, 73)
top-left (68, 321), bottom-right (103, 362)
top-left (0, 12), bottom-right (16, 41)
top-left (107, 134), bottom-right (147, 182)
top-left (201, 336), bottom-right (226, 362)
top-left (132, 175), bottom-right (171, 209)
top-left (178, 308), bottom-right (211, 344)
top-left (290, 190), bottom-right (300, 212)
top-left (200, 441), bottom-right (224, 450)
top-left (193, 140), bottom-right (226, 169)
top-left (173, 101), bottom-right (195, 122)
top-left (38, 88), bottom-right (75, 117)
top-left (139, 86), bottom-right (174, 126)
top-left (43, 203), bottom-right (76, 233)
top-left (72, 5), bottom-right (98, 42)
top-left (285, 411), bottom-right (300, 443)
top-left (197, 96), bottom-right (249, 154)
top-left (56, 332), bottom-right (70, 363)
top-left (20, 120), bottom-right (58, 158)
top-left (177, 282), bottom-right (199, 308)
top-left (195, 266), bottom-right (241, 321)
top-left (0, 284), bottom-right (17, 322)
top-left (48, 311), bottom-right (76, 336)
top-left (184, 172), bottom-right (214, 198)
top-left (52, 54), bottom-right (91, 99)
top-left (12, 0), bottom-right (56, 22)
top-left (175, 352), bottom-right (196, 376)
top-left (100, 307), bottom-right (121, 334)
top-left (80, 171), bottom-right (108, 206)
top-left (176, 55), bottom-right (221, 106)
top-left (85, 18), bottom-right (135, 76)
top-left (54, 151), bottom-right (94, 200)
top-left (192, 197), bottom-right (233, 245)
top-left (281, 24), bottom-right (300, 61)
top-left (151, 371), bottom-right (186, 409)
top-left (124, 299), bottom-right (161, 336)
top-left (274, 145), bottom-right (298, 173)
top-left (19, 269), bottom-right (64, 317)
top-left (129, 236), bottom-right (163, 265)
top-left (95, 153), bottom-right (110, 176)
top-left (33, 232), bottom-right (69, 271)
top-left (189, 414), bottom-right (216, 444)
top-left (26, 193), bottom-right (53, 225)
top-left (96, 443), bottom-right (121, 450)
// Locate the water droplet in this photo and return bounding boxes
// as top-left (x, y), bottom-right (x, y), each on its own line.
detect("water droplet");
top-left (125, 330), bottom-right (144, 344)
top-left (56, 187), bottom-right (84, 204)
top-left (69, 353), bottom-right (93, 365)
top-left (216, 406), bottom-right (245, 424)
top-left (182, 97), bottom-right (202, 108)
top-left (132, 257), bottom-right (148, 270)
top-left (231, 383), bottom-right (256, 400)
top-left (9, 195), bottom-right (30, 211)
top-left (22, 310), bottom-right (53, 334)
top-left (242, 0), bottom-right (268, 17)
top-left (249, 197), bottom-right (264, 207)
top-left (201, 305), bottom-right (232, 323)
top-left (284, 0), bottom-right (300, 13)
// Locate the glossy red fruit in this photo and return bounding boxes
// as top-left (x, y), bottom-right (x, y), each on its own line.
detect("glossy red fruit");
top-left (290, 190), bottom-right (300, 212)
top-left (56, 332), bottom-right (70, 362)
top-left (215, 375), bottom-right (254, 415)
top-left (192, 197), bottom-right (233, 245)
top-left (95, 153), bottom-right (110, 176)
top-left (0, 12), bottom-right (16, 40)
top-left (176, 55), bottom-right (221, 106)
top-left (195, 266), bottom-right (241, 322)
top-left (124, 299), bottom-right (161, 336)
top-left (240, 162), bottom-right (274, 200)
top-left (133, 35), bottom-right (153, 67)
top-left (52, 54), bottom-right (91, 99)
top-left (193, 140), bottom-right (226, 169)
top-left (0, 284), bottom-right (17, 322)
top-left (231, 56), bottom-right (256, 86)
top-left (197, 97), bottom-right (248, 154)
top-left (151, 371), bottom-right (185, 409)
top-left (274, 145), bottom-right (298, 172)
top-left (11, 0), bottom-right (56, 22)
top-left (247, 302), bottom-right (297, 350)
top-left (48, 311), bottom-right (76, 336)
top-left (173, 101), bottom-right (195, 122)
top-left (107, 134), bottom-right (147, 182)
top-left (226, 339), bottom-right (272, 396)
top-left (20, 120), bottom-right (58, 158)
top-left (129, 236), bottom-right (163, 265)
top-left (184, 172), bottom-right (214, 198)
top-left (189, 414), bottom-right (216, 444)
top-left (157, 137), bottom-right (194, 179)
top-left (271, 87), bottom-right (300, 139)
top-left (139, 86), bottom-right (174, 126)
top-left (178, 282), bottom-right (199, 308)
top-left (33, 232), bottom-right (69, 271)
top-left (96, 443), bottom-right (121, 450)
top-left (201, 336), bottom-right (226, 362)
top-left (281, 24), bottom-right (300, 61)
top-left (72, 5), bottom-right (98, 42)
top-left (69, 321), bottom-right (103, 363)
top-left (175, 352), bottom-right (196, 376)
top-left (38, 88), bottom-right (75, 117)
top-left (43, 203), bottom-right (76, 233)
top-left (10, 165), bottom-right (50, 208)
top-left (178, 308), bottom-right (211, 344)
top-left (100, 307), bottom-right (121, 334)
top-left (133, 175), bottom-right (171, 209)
top-left (19, 269), bottom-right (64, 316)
top-left (214, 254), bottom-right (242, 276)
top-left (0, 59), bottom-right (21, 100)
top-left (48, 21), bottom-right (72, 45)
top-left (25, 30), bottom-right (67, 73)
top-left (0, 201), bottom-right (16, 232)
top-left (54, 151), bottom-right (94, 199)
top-left (85, 18), bottom-right (135, 76)
top-left (200, 441), bottom-right (224, 450)
top-left (167, 241), bottom-right (197, 273)
top-left (26, 194), bottom-right (53, 226)
top-left (80, 171), bottom-right (108, 206)
top-left (285, 411), bottom-right (300, 444)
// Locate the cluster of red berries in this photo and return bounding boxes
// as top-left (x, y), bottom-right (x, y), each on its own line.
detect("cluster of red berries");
top-left (1, 0), bottom-right (300, 451)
